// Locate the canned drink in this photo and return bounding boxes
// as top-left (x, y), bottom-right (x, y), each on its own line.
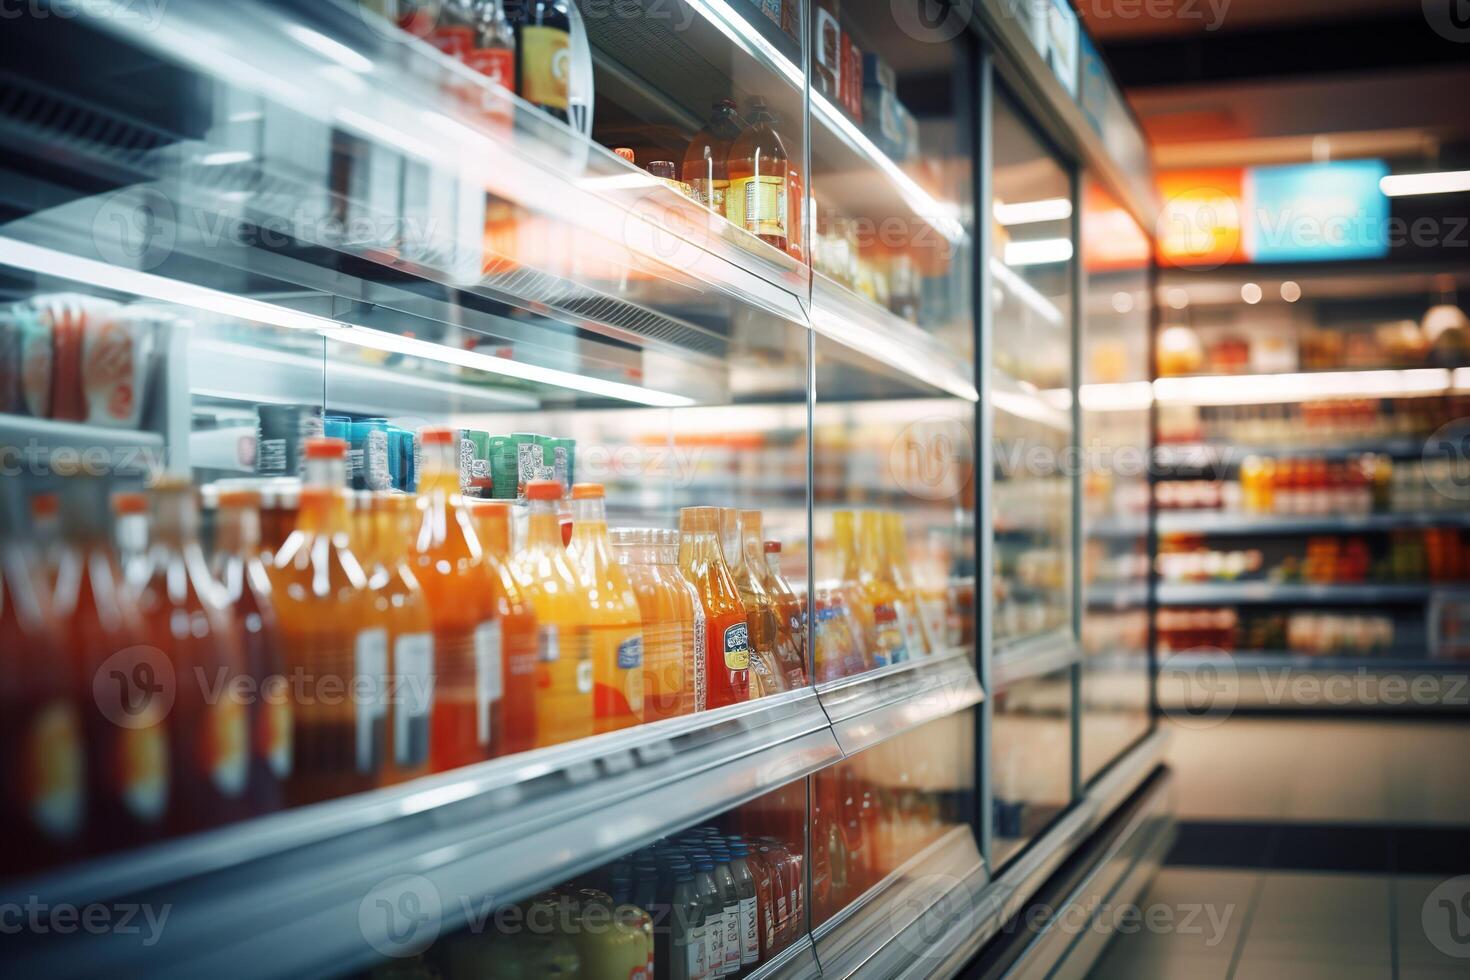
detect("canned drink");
top-left (352, 418), bottom-right (392, 491)
top-left (255, 403), bottom-right (325, 477)
top-left (488, 434), bottom-right (517, 500)
top-left (465, 429), bottom-right (492, 498)
top-left (324, 415), bottom-right (352, 442)
top-left (551, 437), bottom-right (575, 491)
top-left (386, 426), bottom-right (409, 491)
top-left (511, 432), bottom-right (544, 499)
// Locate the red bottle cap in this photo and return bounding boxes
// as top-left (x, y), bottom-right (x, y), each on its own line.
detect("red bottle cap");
top-left (571, 483), bottom-right (605, 500)
top-left (419, 427), bottom-right (454, 446)
top-left (304, 437), bottom-right (348, 460)
top-left (526, 479), bottom-right (563, 501)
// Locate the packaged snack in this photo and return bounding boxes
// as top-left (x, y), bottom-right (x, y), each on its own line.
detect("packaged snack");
top-left (82, 303), bottom-right (158, 428)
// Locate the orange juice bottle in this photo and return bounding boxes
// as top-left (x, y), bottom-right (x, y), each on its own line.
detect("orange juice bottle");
top-left (858, 511), bottom-right (910, 665)
top-left (882, 512), bottom-right (931, 658)
top-left (210, 486), bottom-right (289, 816)
top-left (513, 480), bottom-right (594, 747)
top-left (273, 438), bottom-right (382, 805)
top-left (54, 474), bottom-right (161, 853)
top-left (413, 428), bottom-right (502, 770)
top-left (832, 511), bottom-right (876, 669)
top-left (566, 483), bottom-right (644, 733)
top-left (468, 499), bottom-right (538, 755)
top-left (611, 527), bottom-right (699, 721)
top-left (364, 494), bottom-right (434, 785)
top-left (679, 507), bottom-right (749, 709)
top-left (758, 535), bottom-right (808, 689)
top-left (133, 476), bottom-right (250, 834)
top-left (734, 511), bottom-right (799, 695)
top-left (661, 529), bottom-right (709, 713)
top-left (0, 480), bottom-right (85, 874)
top-left (722, 507), bottom-right (783, 700)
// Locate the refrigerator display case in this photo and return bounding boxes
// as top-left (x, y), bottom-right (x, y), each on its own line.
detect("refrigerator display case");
top-left (1, 0), bottom-right (1166, 977)
top-left (1151, 265), bottom-right (1470, 711)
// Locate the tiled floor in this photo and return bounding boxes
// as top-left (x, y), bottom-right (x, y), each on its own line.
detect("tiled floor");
top-left (1088, 868), bottom-right (1470, 979)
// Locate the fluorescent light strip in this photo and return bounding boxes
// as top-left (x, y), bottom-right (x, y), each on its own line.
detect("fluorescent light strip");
top-left (0, 238), bottom-right (696, 408)
top-left (1075, 381), bottom-right (1154, 412)
top-left (1379, 170), bottom-right (1470, 197)
top-left (994, 198), bottom-right (1072, 225)
top-left (284, 23), bottom-right (375, 75)
top-left (682, 0), bottom-right (804, 89)
top-left (1004, 238), bottom-right (1074, 266)
top-left (990, 258), bottom-right (1064, 327)
top-left (1153, 368), bottom-right (1453, 407)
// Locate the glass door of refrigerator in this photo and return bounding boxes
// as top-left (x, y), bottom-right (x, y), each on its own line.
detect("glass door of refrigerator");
top-left (1078, 180), bottom-right (1153, 784)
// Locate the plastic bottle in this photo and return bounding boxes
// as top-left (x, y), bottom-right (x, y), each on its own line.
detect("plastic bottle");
top-left (567, 483), bottom-right (644, 732)
top-left (682, 98), bottom-right (743, 214)
top-left (725, 96), bottom-right (791, 253)
top-left (831, 510), bottom-right (875, 670)
top-left (670, 859), bottom-right (704, 980)
top-left (210, 486), bottom-right (289, 815)
top-left (857, 510), bottom-right (910, 665)
top-left (725, 837), bottom-right (760, 968)
top-left (363, 494), bottom-right (434, 784)
top-left (708, 840), bottom-right (743, 976)
top-left (744, 513), bottom-right (805, 689)
top-left (132, 477), bottom-right (249, 834)
top-left (111, 490), bottom-right (149, 584)
top-left (273, 438), bottom-right (381, 804)
top-left (513, 479), bottom-right (595, 747)
top-left (468, 499), bottom-right (539, 755)
top-left (762, 539), bottom-right (808, 681)
top-left (721, 509), bottom-right (784, 701)
top-left (678, 507), bottom-right (750, 709)
top-left (882, 512), bottom-right (931, 657)
top-left (662, 529), bottom-right (709, 714)
top-left (0, 479), bottom-right (84, 874)
top-left (611, 527), bottom-right (700, 720)
top-left (690, 852), bottom-right (725, 978)
top-left (413, 427), bottom-right (503, 769)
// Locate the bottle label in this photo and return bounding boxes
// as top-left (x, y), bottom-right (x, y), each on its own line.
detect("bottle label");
top-left (464, 46), bottom-right (514, 93)
top-left (120, 725), bottom-right (168, 824)
top-left (738, 896), bottom-right (758, 964)
top-left (726, 176), bottom-right (786, 239)
top-left (692, 606), bottom-right (708, 712)
top-left (538, 624), bottom-right (560, 662)
top-left (723, 904), bottom-right (741, 972)
top-left (426, 24), bottom-right (474, 59)
top-left (617, 634), bottom-right (644, 670)
top-left (704, 911), bottom-right (724, 978)
top-left (474, 619), bottom-right (502, 746)
top-left (816, 7), bottom-right (841, 77)
top-left (722, 622), bottom-right (750, 671)
top-left (517, 442), bottom-right (544, 494)
top-left (520, 25), bottom-right (570, 111)
top-left (364, 429), bottom-right (391, 491)
top-left (355, 628), bottom-right (388, 775)
top-left (26, 702), bottom-right (84, 841)
top-left (577, 658), bottom-right (594, 695)
top-left (894, 601), bottom-right (928, 658)
top-left (689, 924), bottom-right (708, 980)
top-left (204, 696), bottom-right (249, 798)
top-left (395, 632), bottom-right (434, 767)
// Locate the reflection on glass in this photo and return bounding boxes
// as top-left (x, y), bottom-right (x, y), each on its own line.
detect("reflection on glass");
top-left (811, 710), bottom-right (976, 927)
top-left (990, 87), bottom-right (1074, 648)
top-left (1079, 181), bottom-right (1152, 783)
top-left (348, 781), bottom-right (808, 979)
top-left (992, 669), bottom-right (1073, 868)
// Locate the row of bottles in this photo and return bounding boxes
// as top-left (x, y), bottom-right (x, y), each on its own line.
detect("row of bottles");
top-left (0, 429), bottom-right (815, 877)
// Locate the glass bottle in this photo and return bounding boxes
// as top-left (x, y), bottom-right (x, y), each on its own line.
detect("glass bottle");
top-left (882, 511), bottom-right (931, 657)
top-left (725, 837), bottom-right (760, 969)
top-left (611, 528), bottom-right (695, 721)
top-left (210, 487), bottom-right (289, 816)
top-left (54, 474), bottom-right (158, 852)
top-left (0, 479), bottom-right (84, 874)
top-left (744, 513), bottom-right (805, 689)
top-left (682, 98), bottom-right (743, 215)
top-left (364, 494), bottom-right (434, 785)
top-left (670, 860), bottom-right (705, 980)
top-left (690, 852), bottom-right (725, 978)
top-left (678, 507), bottom-right (749, 709)
top-left (273, 438), bottom-right (381, 804)
top-left (133, 476), bottom-right (249, 834)
top-left (725, 97), bottom-right (790, 253)
top-left (413, 427), bottom-right (502, 769)
top-left (857, 510), bottom-right (910, 665)
top-left (511, 0), bottom-right (571, 124)
top-left (512, 480), bottom-right (594, 747)
top-left (708, 840), bottom-right (743, 977)
top-left (467, 0), bottom-right (516, 93)
top-left (762, 539), bottom-right (808, 681)
top-left (567, 483), bottom-right (644, 733)
top-left (468, 499), bottom-right (538, 756)
top-left (721, 509), bottom-right (783, 701)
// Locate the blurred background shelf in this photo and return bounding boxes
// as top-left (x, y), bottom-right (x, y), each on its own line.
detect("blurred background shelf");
top-left (1156, 581), bottom-right (1435, 605)
top-left (1155, 510), bottom-right (1470, 535)
top-left (818, 649), bottom-right (985, 757)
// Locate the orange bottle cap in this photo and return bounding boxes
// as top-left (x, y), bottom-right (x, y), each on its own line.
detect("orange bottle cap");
top-left (419, 427), bottom-right (453, 446)
top-left (571, 483), bottom-right (605, 500)
top-left (30, 492), bottom-right (60, 518)
top-left (216, 488), bottom-right (261, 508)
top-left (764, 540), bottom-right (782, 553)
top-left (526, 480), bottom-right (563, 500)
top-left (111, 491), bottom-right (148, 516)
top-left (304, 437), bottom-right (348, 459)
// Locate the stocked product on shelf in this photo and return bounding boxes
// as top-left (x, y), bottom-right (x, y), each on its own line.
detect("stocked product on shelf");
top-left (1157, 529), bottom-right (1469, 585)
top-left (1, 294), bottom-right (161, 428)
top-left (567, 483), bottom-right (645, 734)
top-left (1158, 607), bottom-right (1397, 656)
top-left (1082, 608), bottom-right (1148, 656)
top-left (1161, 318), bottom-right (1470, 378)
top-left (726, 96), bottom-right (796, 258)
top-left (679, 506), bottom-right (753, 709)
top-left (611, 528), bottom-right (707, 720)
top-left (1157, 394), bottom-right (1470, 447)
top-left (683, 99), bottom-right (744, 215)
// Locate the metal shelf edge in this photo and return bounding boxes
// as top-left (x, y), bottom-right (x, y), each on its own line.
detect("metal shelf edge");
top-left (817, 651), bottom-right (986, 757)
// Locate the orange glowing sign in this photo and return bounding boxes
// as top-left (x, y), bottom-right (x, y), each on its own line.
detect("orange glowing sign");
top-left (1155, 169), bottom-right (1247, 268)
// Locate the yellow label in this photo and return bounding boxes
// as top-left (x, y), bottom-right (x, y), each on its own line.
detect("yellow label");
top-left (726, 175), bottom-right (786, 238)
top-left (27, 702), bottom-right (84, 841)
top-left (121, 725), bottom-right (168, 823)
top-left (521, 25), bottom-right (570, 111)
top-left (207, 698), bottom-right (249, 798)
